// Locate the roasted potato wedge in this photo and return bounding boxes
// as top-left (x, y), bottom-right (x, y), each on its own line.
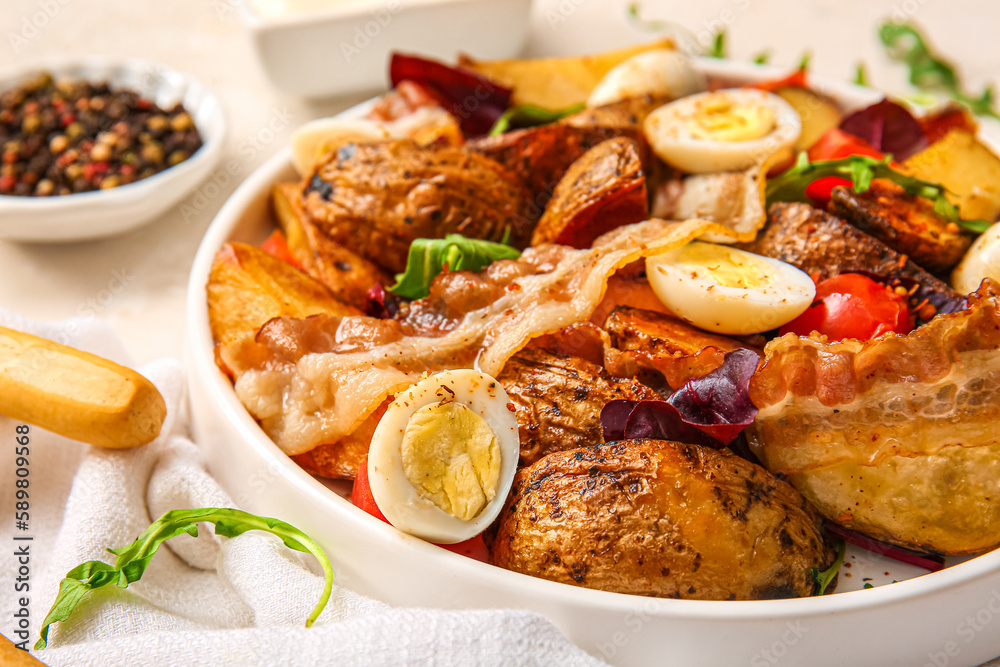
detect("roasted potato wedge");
top-left (531, 137), bottom-right (648, 248)
top-left (470, 123), bottom-right (647, 219)
top-left (459, 40), bottom-right (676, 109)
top-left (303, 140), bottom-right (531, 273)
top-left (902, 128), bottom-right (1000, 222)
top-left (775, 87), bottom-right (842, 152)
top-left (740, 202), bottom-right (959, 300)
top-left (273, 183), bottom-right (392, 309)
top-left (496, 348), bottom-right (659, 466)
top-left (490, 439), bottom-right (835, 599)
top-left (603, 307), bottom-right (749, 390)
top-left (207, 242), bottom-right (359, 377)
top-left (829, 180), bottom-right (973, 274)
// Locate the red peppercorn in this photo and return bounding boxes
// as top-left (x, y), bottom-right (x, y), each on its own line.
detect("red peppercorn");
top-left (0, 174), bottom-right (15, 192)
top-left (60, 112), bottom-right (76, 128)
top-left (83, 161), bottom-right (109, 182)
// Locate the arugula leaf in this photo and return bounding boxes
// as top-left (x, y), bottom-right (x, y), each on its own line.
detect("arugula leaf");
top-left (752, 51), bottom-right (771, 65)
top-left (708, 31), bottom-right (726, 59)
top-left (766, 152), bottom-right (992, 233)
top-left (811, 538), bottom-right (846, 595)
top-left (626, 2), bottom-right (668, 31)
top-left (854, 62), bottom-right (869, 87)
top-left (388, 234), bottom-right (521, 300)
top-left (488, 103), bottom-right (584, 137)
top-left (879, 22), bottom-right (1000, 120)
top-left (36, 508), bottom-right (333, 650)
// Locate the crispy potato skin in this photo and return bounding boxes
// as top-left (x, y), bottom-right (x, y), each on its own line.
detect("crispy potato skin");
top-left (458, 40), bottom-right (676, 109)
top-left (604, 306), bottom-right (751, 390)
top-left (531, 137), bottom-right (648, 248)
top-left (497, 348), bottom-right (659, 466)
top-left (207, 243), bottom-right (358, 377)
top-left (740, 202), bottom-right (958, 297)
top-left (829, 180), bottom-right (972, 274)
top-left (302, 140), bottom-right (531, 273)
top-left (272, 183), bottom-right (392, 309)
top-left (490, 439), bottom-right (834, 600)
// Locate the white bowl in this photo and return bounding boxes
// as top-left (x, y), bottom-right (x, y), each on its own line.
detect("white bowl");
top-left (186, 58), bottom-right (1000, 666)
top-left (238, 0), bottom-right (532, 98)
top-left (0, 56), bottom-right (225, 243)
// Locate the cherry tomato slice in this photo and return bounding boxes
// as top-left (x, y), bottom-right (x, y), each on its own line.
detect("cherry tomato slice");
top-left (779, 273), bottom-right (912, 342)
top-left (260, 230), bottom-right (302, 270)
top-left (351, 460), bottom-right (490, 562)
top-left (351, 459), bottom-right (388, 523)
top-left (807, 128), bottom-right (885, 162)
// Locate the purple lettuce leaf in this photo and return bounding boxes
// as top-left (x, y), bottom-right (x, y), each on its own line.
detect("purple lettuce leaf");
top-left (389, 53), bottom-right (512, 137)
top-left (839, 99), bottom-right (928, 161)
top-left (600, 348), bottom-right (761, 447)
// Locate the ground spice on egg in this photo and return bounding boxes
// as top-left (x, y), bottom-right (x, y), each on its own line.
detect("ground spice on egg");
top-left (0, 72), bottom-right (203, 196)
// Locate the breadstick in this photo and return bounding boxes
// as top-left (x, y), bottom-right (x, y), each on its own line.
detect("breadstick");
top-left (0, 326), bottom-right (165, 448)
top-left (0, 634), bottom-right (47, 665)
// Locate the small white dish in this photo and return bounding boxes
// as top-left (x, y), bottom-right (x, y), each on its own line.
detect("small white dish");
top-left (186, 59), bottom-right (1000, 666)
top-left (0, 56), bottom-right (225, 243)
top-left (238, 0), bottom-right (533, 98)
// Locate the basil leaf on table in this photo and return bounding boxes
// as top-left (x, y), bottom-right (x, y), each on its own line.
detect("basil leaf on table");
top-left (765, 152), bottom-right (992, 234)
top-left (388, 234), bottom-right (522, 300)
top-left (36, 508), bottom-right (334, 650)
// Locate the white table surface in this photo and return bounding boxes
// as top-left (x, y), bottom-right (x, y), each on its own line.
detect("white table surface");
top-left (2, 0), bottom-right (999, 665)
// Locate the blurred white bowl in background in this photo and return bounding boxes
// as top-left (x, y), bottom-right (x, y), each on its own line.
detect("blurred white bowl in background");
top-left (238, 0), bottom-right (533, 98)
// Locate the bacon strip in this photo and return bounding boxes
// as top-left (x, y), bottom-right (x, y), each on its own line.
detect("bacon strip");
top-left (233, 218), bottom-right (755, 455)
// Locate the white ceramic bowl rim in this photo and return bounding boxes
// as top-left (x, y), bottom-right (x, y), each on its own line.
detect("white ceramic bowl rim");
top-left (186, 56), bottom-right (1000, 622)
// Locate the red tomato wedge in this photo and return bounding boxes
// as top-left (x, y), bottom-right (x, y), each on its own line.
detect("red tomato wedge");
top-left (803, 128), bottom-right (887, 207)
top-left (351, 460), bottom-right (388, 523)
top-left (779, 273), bottom-right (913, 341)
top-left (351, 460), bottom-right (490, 562)
top-left (260, 230), bottom-right (302, 270)
top-left (746, 68), bottom-right (808, 93)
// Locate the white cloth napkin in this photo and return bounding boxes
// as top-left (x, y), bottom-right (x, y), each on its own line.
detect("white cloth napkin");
top-left (0, 310), bottom-right (607, 667)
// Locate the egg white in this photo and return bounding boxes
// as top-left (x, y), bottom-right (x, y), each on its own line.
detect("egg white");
top-left (643, 88), bottom-right (801, 174)
top-left (646, 241), bottom-right (816, 335)
top-left (953, 222), bottom-right (1000, 295)
top-left (367, 369), bottom-right (519, 544)
top-left (587, 49), bottom-right (706, 108)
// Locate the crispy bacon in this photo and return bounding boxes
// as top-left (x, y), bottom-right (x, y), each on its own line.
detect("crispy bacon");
top-left (232, 218), bottom-right (763, 456)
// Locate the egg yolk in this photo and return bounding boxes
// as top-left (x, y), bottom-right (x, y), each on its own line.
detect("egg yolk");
top-left (667, 242), bottom-right (775, 289)
top-left (400, 400), bottom-right (501, 521)
top-left (688, 98), bottom-right (776, 143)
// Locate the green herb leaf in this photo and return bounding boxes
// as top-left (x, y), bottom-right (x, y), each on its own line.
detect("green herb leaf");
top-left (766, 153), bottom-right (991, 233)
top-left (388, 234), bottom-right (522, 300)
top-left (36, 508), bottom-right (333, 650)
top-left (863, 582), bottom-right (875, 589)
top-left (708, 31), bottom-right (726, 59)
top-left (752, 51), bottom-right (771, 65)
top-left (854, 62), bottom-right (869, 87)
top-left (797, 51), bottom-right (812, 72)
top-left (811, 538), bottom-right (846, 595)
top-left (626, 2), bottom-right (668, 31)
top-left (879, 22), bottom-right (1000, 120)
top-left (488, 103), bottom-right (585, 137)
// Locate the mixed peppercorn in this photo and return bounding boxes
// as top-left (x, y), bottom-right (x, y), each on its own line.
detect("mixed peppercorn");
top-left (0, 72), bottom-right (203, 196)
